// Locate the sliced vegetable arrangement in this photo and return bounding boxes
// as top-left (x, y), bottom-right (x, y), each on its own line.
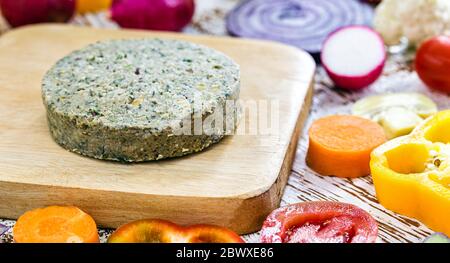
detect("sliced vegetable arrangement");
top-left (370, 110), bottom-right (450, 236)
top-left (352, 93), bottom-right (438, 139)
top-left (13, 206), bottom-right (99, 243)
top-left (321, 26), bottom-right (386, 90)
top-left (306, 115), bottom-right (386, 178)
top-left (260, 202), bottom-right (378, 243)
top-left (108, 219), bottom-right (244, 243)
top-left (10, 206), bottom-right (243, 243)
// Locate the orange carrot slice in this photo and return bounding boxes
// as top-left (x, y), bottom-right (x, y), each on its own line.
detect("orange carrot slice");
top-left (306, 115), bottom-right (386, 178)
top-left (13, 206), bottom-right (99, 243)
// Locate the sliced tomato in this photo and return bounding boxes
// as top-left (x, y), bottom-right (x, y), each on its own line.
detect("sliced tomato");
top-left (260, 202), bottom-right (378, 243)
top-left (415, 36), bottom-right (450, 93)
top-left (108, 219), bottom-right (244, 243)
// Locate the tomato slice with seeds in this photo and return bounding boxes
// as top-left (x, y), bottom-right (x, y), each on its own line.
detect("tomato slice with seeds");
top-left (260, 202), bottom-right (378, 243)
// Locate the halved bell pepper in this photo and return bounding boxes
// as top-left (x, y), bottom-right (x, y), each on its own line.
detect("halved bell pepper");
top-left (370, 110), bottom-right (450, 236)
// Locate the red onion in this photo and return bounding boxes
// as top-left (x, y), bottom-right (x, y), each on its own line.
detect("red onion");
top-left (0, 223), bottom-right (8, 236)
top-left (226, 0), bottom-right (374, 55)
top-left (0, 0), bottom-right (75, 28)
top-left (111, 0), bottom-right (195, 31)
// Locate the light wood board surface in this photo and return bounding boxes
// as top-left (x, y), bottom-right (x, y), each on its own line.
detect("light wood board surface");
top-left (0, 24), bottom-right (315, 234)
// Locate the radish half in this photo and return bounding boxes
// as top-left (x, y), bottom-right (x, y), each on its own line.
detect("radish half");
top-left (321, 26), bottom-right (386, 90)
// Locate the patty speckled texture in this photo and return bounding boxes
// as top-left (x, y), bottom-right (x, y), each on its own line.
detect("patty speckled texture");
top-left (42, 39), bottom-right (240, 162)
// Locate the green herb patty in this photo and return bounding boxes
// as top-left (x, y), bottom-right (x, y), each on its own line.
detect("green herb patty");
top-left (42, 39), bottom-right (240, 162)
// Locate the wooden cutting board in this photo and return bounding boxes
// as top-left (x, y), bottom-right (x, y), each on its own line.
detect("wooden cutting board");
top-left (0, 24), bottom-right (315, 234)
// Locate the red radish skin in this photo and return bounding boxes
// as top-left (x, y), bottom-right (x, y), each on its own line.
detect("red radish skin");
top-left (321, 26), bottom-right (386, 90)
top-left (0, 0), bottom-right (75, 28)
top-left (324, 62), bottom-right (385, 90)
top-left (110, 0), bottom-right (195, 32)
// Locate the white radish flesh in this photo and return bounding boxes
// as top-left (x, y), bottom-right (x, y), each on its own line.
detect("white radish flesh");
top-left (321, 26), bottom-right (386, 90)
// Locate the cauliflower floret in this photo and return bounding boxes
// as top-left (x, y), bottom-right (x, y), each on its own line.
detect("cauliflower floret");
top-left (374, 0), bottom-right (450, 46)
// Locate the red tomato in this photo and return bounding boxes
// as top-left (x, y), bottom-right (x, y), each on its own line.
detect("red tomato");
top-left (415, 36), bottom-right (450, 93)
top-left (107, 219), bottom-right (244, 243)
top-left (260, 202), bottom-right (378, 243)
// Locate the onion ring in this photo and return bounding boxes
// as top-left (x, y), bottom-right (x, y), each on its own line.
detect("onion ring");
top-left (226, 0), bottom-right (374, 55)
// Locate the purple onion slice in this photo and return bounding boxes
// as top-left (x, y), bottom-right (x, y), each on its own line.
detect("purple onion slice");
top-left (226, 0), bottom-right (374, 54)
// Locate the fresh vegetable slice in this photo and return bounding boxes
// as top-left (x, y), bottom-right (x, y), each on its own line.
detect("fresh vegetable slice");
top-left (415, 36), bottom-right (450, 93)
top-left (107, 219), bottom-right (182, 243)
top-left (352, 93), bottom-right (438, 122)
top-left (423, 233), bottom-right (450, 243)
top-left (226, 0), bottom-right (373, 55)
top-left (110, 0), bottom-right (195, 31)
top-left (13, 206), bottom-right (99, 243)
top-left (0, 223), bottom-right (9, 236)
top-left (352, 93), bottom-right (438, 138)
top-left (108, 219), bottom-right (244, 243)
top-left (0, 0), bottom-right (75, 28)
top-left (321, 26), bottom-right (386, 90)
top-left (379, 107), bottom-right (424, 139)
top-left (306, 115), bottom-right (386, 178)
top-left (260, 202), bottom-right (378, 243)
top-left (370, 110), bottom-right (450, 237)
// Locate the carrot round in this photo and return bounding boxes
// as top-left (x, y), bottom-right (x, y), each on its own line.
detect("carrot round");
top-left (306, 115), bottom-right (386, 178)
top-left (13, 206), bottom-right (99, 243)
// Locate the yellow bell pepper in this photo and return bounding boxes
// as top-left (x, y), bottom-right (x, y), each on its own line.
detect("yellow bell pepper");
top-left (77, 0), bottom-right (112, 14)
top-left (370, 110), bottom-right (450, 236)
